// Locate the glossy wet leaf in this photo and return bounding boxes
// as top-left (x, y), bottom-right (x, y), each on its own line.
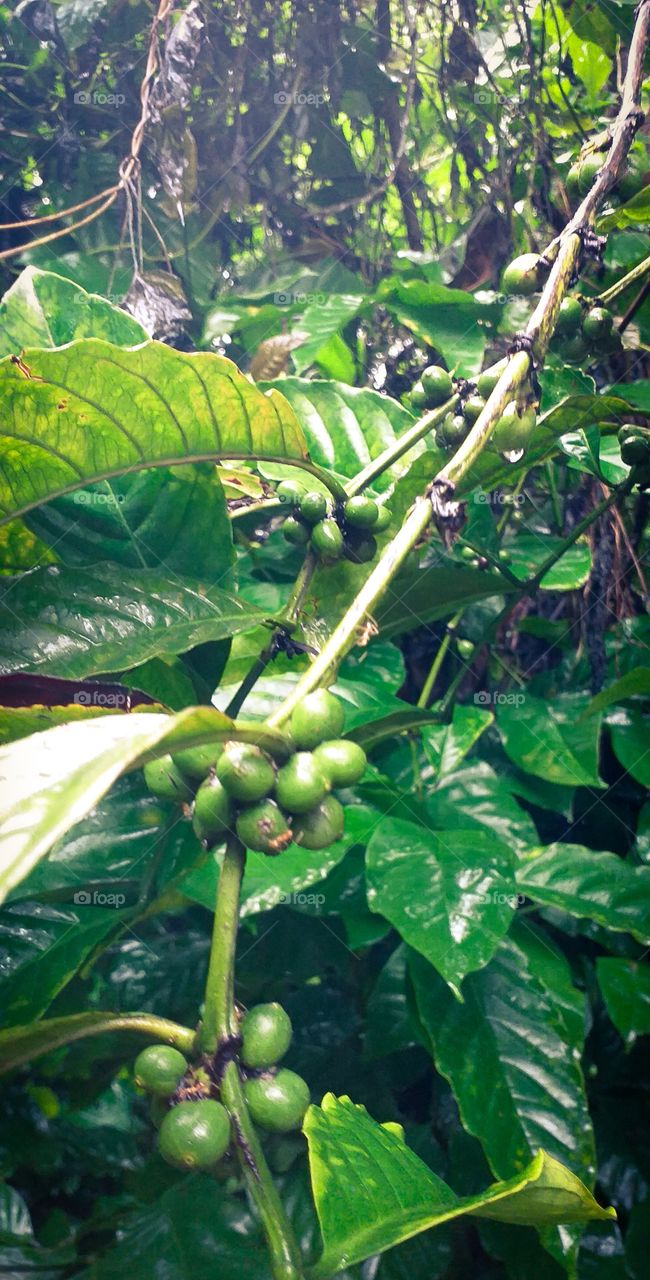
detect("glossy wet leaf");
top-left (506, 534), bottom-right (592, 590)
top-left (516, 844), bottom-right (650, 944)
top-left (596, 958), bottom-right (650, 1041)
top-left (305, 1095), bottom-right (613, 1276)
top-left (496, 692), bottom-right (603, 787)
top-left (0, 564), bottom-right (266, 679)
top-left (0, 340), bottom-right (307, 524)
top-left (365, 818), bottom-right (517, 993)
top-left (609, 710), bottom-right (650, 786)
top-left (0, 706), bottom-right (290, 902)
top-left (409, 938), bottom-right (596, 1181)
top-left (0, 266), bottom-right (146, 356)
top-left (375, 566), bottom-right (516, 638)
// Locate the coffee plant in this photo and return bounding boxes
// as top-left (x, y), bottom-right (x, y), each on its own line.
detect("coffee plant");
top-left (0, 1), bottom-right (649, 1277)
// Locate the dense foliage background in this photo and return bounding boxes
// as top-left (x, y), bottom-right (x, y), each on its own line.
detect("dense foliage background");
top-left (0, 1), bottom-right (649, 1278)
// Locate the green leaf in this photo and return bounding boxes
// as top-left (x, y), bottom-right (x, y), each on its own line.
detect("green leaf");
top-left (582, 668), bottom-right (650, 718)
top-left (596, 958), bottom-right (650, 1041)
top-left (382, 279), bottom-right (499, 376)
top-left (496, 692), bottom-right (603, 787)
top-left (0, 564), bottom-right (266, 679)
top-left (0, 266), bottom-right (146, 356)
top-left (375, 566), bottom-right (516, 638)
top-left (609, 710), bottom-right (650, 785)
top-left (427, 761), bottom-right (539, 853)
top-left (0, 900), bottom-right (130, 1023)
top-left (81, 1176), bottom-right (267, 1279)
top-left (409, 938), bottom-right (596, 1181)
top-left (304, 1094), bottom-right (613, 1276)
top-left (260, 376), bottom-right (420, 490)
top-left (365, 818), bottom-right (517, 994)
top-left (0, 340), bottom-right (307, 524)
top-left (181, 833), bottom-right (353, 918)
top-left (25, 465), bottom-right (235, 582)
top-left (0, 1011), bottom-right (195, 1076)
top-left (516, 844), bottom-right (650, 944)
top-left (290, 294), bottom-right (366, 374)
top-left (0, 707), bottom-right (289, 903)
top-left (507, 534), bottom-right (592, 590)
top-left (421, 704), bottom-right (493, 779)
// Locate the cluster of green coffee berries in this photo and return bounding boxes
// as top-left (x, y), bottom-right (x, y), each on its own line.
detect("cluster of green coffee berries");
top-left (134, 1002), bottom-right (310, 1171)
top-left (566, 144), bottom-right (646, 207)
top-left (276, 478), bottom-right (392, 565)
top-left (549, 296), bottom-right (620, 363)
top-left (409, 359), bottom-right (537, 456)
top-left (144, 690), bottom-right (367, 855)
top-left (619, 424), bottom-right (650, 487)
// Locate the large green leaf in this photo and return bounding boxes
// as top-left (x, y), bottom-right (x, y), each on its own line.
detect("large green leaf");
top-left (365, 818), bottom-right (517, 994)
top-left (0, 266), bottom-right (147, 355)
top-left (375, 566), bottom-right (516, 638)
top-left (516, 844), bottom-right (650, 943)
top-left (382, 279), bottom-right (499, 376)
top-left (0, 564), bottom-right (266, 678)
top-left (506, 534), bottom-right (592, 591)
top-left (0, 340), bottom-right (307, 524)
top-left (82, 1176), bottom-right (267, 1279)
top-left (260, 376), bottom-right (422, 490)
top-left (426, 761), bottom-right (539, 853)
top-left (496, 692), bottom-right (603, 787)
top-left (609, 710), bottom-right (650, 786)
top-left (0, 900), bottom-right (130, 1023)
top-left (304, 1095), bottom-right (613, 1276)
top-left (596, 958), bottom-right (650, 1042)
top-left (0, 707), bottom-right (289, 903)
top-left (409, 937), bottom-right (595, 1181)
top-left (0, 1011), bottom-right (195, 1076)
top-left (290, 294), bottom-right (366, 373)
top-left (25, 465), bottom-right (236, 581)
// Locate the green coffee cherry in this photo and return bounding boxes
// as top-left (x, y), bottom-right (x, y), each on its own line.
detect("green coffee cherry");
top-left (311, 519), bottom-right (344, 561)
top-left (491, 401), bottom-right (536, 452)
top-left (313, 739), bottom-right (367, 786)
top-left (438, 412), bottom-right (469, 448)
top-left (243, 1069), bottom-right (310, 1133)
top-left (578, 152), bottom-right (606, 194)
top-left (173, 743), bottom-right (222, 783)
top-left (373, 505), bottom-right (392, 532)
top-left (144, 756), bottom-right (193, 803)
top-left (566, 162), bottom-right (582, 205)
top-left (502, 253), bottom-right (545, 296)
top-left (346, 534), bottom-right (377, 564)
top-left (275, 752), bottom-right (330, 814)
top-left (410, 381), bottom-right (429, 410)
top-left (240, 1003), bottom-right (293, 1070)
top-left (582, 306), bottom-right (613, 342)
top-left (290, 690), bottom-right (345, 749)
top-left (477, 359), bottom-right (508, 398)
top-left (236, 799), bottom-right (292, 855)
top-left (157, 1099), bottom-right (230, 1169)
top-left (618, 150), bottom-right (647, 201)
top-left (277, 479), bottom-right (305, 506)
top-left (462, 394), bottom-right (486, 424)
top-left (555, 296), bottom-right (582, 337)
top-left (343, 496), bottom-right (379, 528)
top-left (192, 775), bottom-right (233, 844)
top-left (284, 515), bottom-right (311, 546)
top-left (563, 334), bottom-right (589, 363)
top-left (299, 492), bottom-right (329, 525)
top-left (421, 364), bottom-right (453, 405)
top-left (619, 426), bottom-right (650, 465)
top-left (216, 742), bottom-right (275, 803)
top-left (134, 1045), bottom-right (188, 1097)
top-left (293, 795), bottom-right (345, 850)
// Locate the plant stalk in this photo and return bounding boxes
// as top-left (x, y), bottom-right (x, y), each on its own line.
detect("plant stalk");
top-left (345, 399), bottom-right (455, 497)
top-left (200, 836), bottom-right (304, 1280)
